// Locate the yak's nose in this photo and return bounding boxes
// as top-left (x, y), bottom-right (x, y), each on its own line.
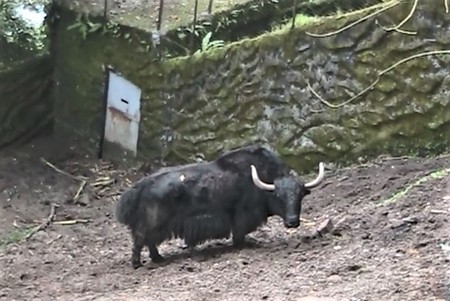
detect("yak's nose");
top-left (284, 216), bottom-right (300, 228)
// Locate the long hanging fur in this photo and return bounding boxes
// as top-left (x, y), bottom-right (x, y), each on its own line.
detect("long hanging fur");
top-left (115, 184), bottom-right (142, 226)
top-left (172, 212), bottom-right (232, 246)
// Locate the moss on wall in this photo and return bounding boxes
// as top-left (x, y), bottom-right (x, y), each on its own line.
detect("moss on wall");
top-left (0, 55), bottom-right (53, 149)
top-left (52, 0), bottom-right (450, 173)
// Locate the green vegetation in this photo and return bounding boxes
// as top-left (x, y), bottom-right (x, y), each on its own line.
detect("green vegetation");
top-left (0, 0), bottom-right (49, 64)
top-left (380, 168), bottom-right (450, 206)
top-left (0, 227), bottom-right (34, 248)
top-left (271, 13), bottom-right (321, 32)
top-left (164, 0), bottom-right (395, 63)
top-left (58, 0), bottom-right (392, 60)
top-left (196, 31), bottom-right (225, 53)
top-left (273, 0), bottom-right (399, 33)
top-left (66, 12), bottom-right (121, 40)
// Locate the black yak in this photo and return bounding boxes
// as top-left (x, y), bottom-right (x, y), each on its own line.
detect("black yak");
top-left (116, 145), bottom-right (325, 268)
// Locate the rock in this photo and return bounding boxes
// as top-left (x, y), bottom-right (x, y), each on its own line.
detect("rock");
top-left (389, 219), bottom-right (407, 229)
top-left (76, 193), bottom-right (90, 206)
top-left (317, 218), bottom-right (333, 235)
top-left (32, 230), bottom-right (50, 242)
top-left (327, 274), bottom-right (342, 282)
top-left (347, 264), bottom-right (362, 272)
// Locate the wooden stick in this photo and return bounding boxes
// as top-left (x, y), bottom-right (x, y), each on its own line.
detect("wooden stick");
top-left (305, 1), bottom-right (399, 38)
top-left (430, 209), bottom-right (449, 214)
top-left (300, 218), bottom-right (314, 223)
top-left (376, 0), bottom-right (418, 35)
top-left (46, 234), bottom-right (62, 245)
top-left (25, 203), bottom-right (58, 241)
top-left (73, 180), bottom-right (87, 203)
top-left (40, 157), bottom-right (87, 181)
top-left (308, 50), bottom-right (450, 109)
top-left (54, 219), bottom-right (89, 225)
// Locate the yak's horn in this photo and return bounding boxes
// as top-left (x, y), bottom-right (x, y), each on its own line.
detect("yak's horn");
top-left (304, 162), bottom-right (325, 189)
top-left (250, 165), bottom-right (275, 191)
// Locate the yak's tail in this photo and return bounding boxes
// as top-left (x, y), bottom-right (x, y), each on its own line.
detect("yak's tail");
top-left (115, 185), bottom-right (142, 226)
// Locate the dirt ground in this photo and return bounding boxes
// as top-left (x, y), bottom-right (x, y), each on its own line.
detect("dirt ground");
top-left (60, 0), bottom-right (252, 32)
top-left (0, 137), bottom-right (450, 301)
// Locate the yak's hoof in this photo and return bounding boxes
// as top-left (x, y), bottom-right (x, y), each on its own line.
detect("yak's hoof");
top-left (151, 254), bottom-right (164, 263)
top-left (233, 239), bottom-right (258, 249)
top-left (232, 239), bottom-right (246, 249)
top-left (132, 260), bottom-right (143, 269)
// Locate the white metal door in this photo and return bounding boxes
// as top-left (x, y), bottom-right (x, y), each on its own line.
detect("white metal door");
top-left (103, 71), bottom-right (141, 158)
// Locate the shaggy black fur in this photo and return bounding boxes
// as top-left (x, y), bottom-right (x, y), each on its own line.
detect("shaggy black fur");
top-left (116, 145), bottom-right (314, 269)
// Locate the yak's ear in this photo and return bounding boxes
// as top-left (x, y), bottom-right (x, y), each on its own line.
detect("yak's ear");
top-left (304, 189), bottom-right (311, 196)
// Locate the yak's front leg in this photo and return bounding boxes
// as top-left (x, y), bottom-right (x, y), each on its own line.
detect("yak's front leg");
top-left (232, 209), bottom-right (261, 249)
top-left (231, 212), bottom-right (248, 248)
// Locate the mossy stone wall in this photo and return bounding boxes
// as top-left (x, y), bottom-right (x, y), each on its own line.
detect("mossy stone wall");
top-left (52, 0), bottom-right (450, 173)
top-left (0, 55), bottom-right (53, 149)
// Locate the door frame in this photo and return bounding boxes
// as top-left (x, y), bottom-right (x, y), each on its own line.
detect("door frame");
top-left (98, 65), bottom-right (112, 159)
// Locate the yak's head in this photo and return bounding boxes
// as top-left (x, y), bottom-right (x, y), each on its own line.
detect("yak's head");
top-left (250, 162), bottom-right (325, 228)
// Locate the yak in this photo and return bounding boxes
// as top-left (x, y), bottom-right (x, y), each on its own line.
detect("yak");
top-left (116, 145), bottom-right (325, 268)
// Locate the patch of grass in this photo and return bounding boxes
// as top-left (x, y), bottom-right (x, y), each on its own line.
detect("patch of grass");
top-left (271, 14), bottom-right (321, 32)
top-left (270, 0), bottom-right (401, 33)
top-left (0, 227), bottom-right (34, 249)
top-left (380, 168), bottom-right (450, 206)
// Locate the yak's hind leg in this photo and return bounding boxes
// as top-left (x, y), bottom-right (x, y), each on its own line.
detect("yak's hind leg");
top-left (146, 239), bottom-right (164, 263)
top-left (145, 230), bottom-right (166, 263)
top-left (131, 229), bottom-right (145, 269)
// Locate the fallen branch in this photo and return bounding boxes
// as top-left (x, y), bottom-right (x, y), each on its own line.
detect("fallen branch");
top-left (41, 158), bottom-right (91, 203)
top-left (46, 234), bottom-right (62, 245)
top-left (375, 0), bottom-right (418, 35)
top-left (430, 209), bottom-right (449, 214)
top-left (91, 176), bottom-right (115, 187)
top-left (54, 219), bottom-right (89, 225)
top-left (25, 203), bottom-right (58, 241)
top-left (73, 180), bottom-right (87, 204)
top-left (300, 217), bottom-right (314, 223)
top-left (308, 50), bottom-right (450, 109)
top-left (40, 157), bottom-right (87, 181)
top-left (305, 1), bottom-right (400, 38)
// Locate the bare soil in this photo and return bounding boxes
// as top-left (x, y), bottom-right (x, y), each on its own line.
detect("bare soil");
top-left (59, 0), bottom-right (252, 32)
top-left (1, 137), bottom-right (450, 301)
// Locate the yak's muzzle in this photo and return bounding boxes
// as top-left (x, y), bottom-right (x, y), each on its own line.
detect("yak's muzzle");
top-left (284, 215), bottom-right (300, 228)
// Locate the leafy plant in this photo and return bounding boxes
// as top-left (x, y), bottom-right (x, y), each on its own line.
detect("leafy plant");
top-left (66, 13), bottom-right (104, 40)
top-left (196, 31), bottom-right (224, 54)
top-left (66, 12), bottom-right (123, 41)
